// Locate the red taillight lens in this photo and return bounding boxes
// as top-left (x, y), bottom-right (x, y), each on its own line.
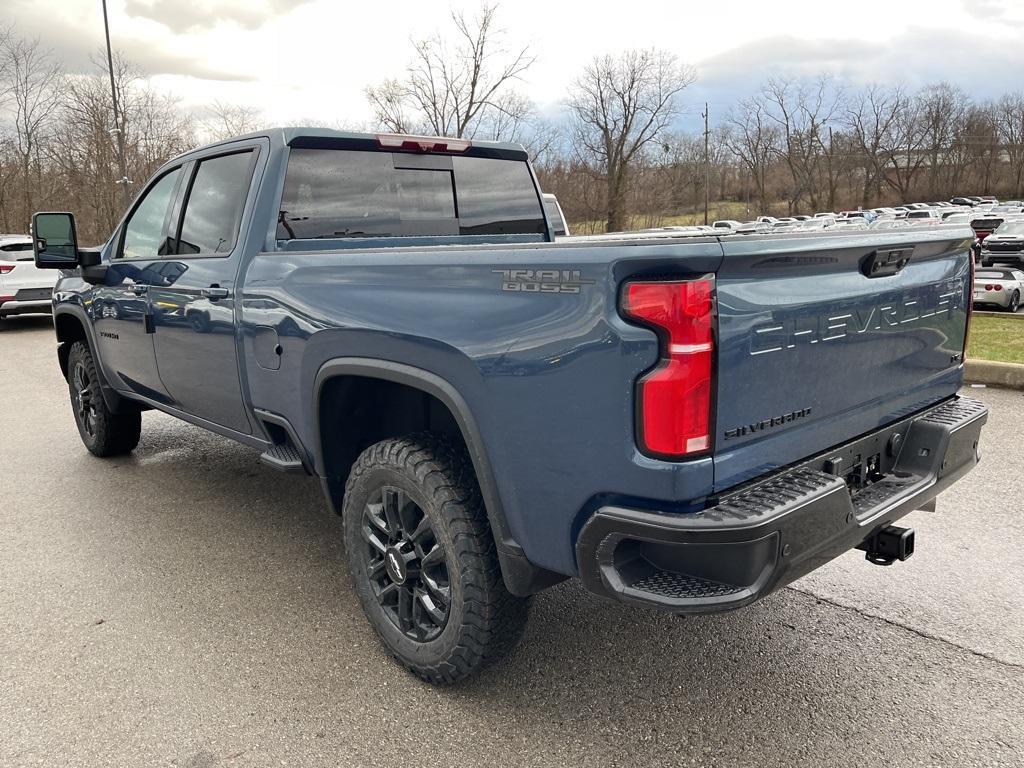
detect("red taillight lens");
top-left (994, 284), bottom-right (1003, 291)
top-left (985, 284), bottom-right (993, 290)
top-left (0, 263), bottom-right (15, 274)
top-left (621, 278), bottom-right (715, 458)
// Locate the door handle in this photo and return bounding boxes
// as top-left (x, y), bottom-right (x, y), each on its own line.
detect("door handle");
top-left (202, 286), bottom-right (230, 300)
top-left (131, 284), bottom-right (148, 296)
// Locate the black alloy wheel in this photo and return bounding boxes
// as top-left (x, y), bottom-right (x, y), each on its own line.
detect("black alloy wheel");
top-left (72, 359), bottom-right (99, 439)
top-left (362, 485), bottom-right (450, 641)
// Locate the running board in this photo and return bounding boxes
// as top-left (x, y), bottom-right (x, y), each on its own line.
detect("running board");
top-left (260, 442), bottom-right (307, 474)
top-left (254, 408), bottom-right (310, 475)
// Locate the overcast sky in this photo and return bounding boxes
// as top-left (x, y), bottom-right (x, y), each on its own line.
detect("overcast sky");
top-left (7, 0), bottom-right (1024, 131)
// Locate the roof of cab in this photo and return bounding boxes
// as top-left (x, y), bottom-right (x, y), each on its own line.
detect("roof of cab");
top-left (170, 126), bottom-right (528, 164)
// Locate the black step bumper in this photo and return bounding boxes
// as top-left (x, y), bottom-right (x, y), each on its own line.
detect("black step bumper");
top-left (576, 396), bottom-right (988, 614)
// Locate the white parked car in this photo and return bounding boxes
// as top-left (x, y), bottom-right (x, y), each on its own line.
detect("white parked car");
top-left (712, 219), bottom-right (743, 231)
top-left (973, 267), bottom-right (1024, 312)
top-left (0, 234), bottom-right (57, 318)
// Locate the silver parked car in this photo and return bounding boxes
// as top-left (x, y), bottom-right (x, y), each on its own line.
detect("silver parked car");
top-left (980, 220), bottom-right (1024, 268)
top-left (974, 267), bottom-right (1024, 312)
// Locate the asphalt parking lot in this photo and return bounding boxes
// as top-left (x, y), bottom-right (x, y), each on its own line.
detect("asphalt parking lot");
top-left (1, 314), bottom-right (1022, 768)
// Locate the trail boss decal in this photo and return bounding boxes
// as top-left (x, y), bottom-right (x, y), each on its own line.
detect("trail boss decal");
top-left (494, 269), bottom-right (595, 294)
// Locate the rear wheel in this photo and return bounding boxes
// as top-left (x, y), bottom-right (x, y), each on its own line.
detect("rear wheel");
top-left (67, 341), bottom-right (141, 457)
top-left (342, 433), bottom-right (529, 684)
top-left (1008, 290), bottom-right (1021, 313)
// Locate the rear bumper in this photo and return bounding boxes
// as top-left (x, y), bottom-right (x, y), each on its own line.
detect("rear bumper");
top-left (0, 298), bottom-right (52, 316)
top-left (576, 396), bottom-right (987, 614)
top-left (981, 250), bottom-right (1024, 264)
top-left (973, 293), bottom-right (1012, 308)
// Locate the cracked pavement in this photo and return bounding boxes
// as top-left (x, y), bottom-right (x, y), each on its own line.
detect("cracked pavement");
top-left (2, 315), bottom-right (1022, 767)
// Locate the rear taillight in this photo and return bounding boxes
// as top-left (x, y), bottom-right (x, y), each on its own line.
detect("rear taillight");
top-left (0, 263), bottom-right (15, 274)
top-left (995, 284), bottom-right (1003, 291)
top-left (621, 277), bottom-right (715, 459)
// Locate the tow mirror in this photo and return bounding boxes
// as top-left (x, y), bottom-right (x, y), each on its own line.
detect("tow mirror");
top-left (32, 212), bottom-right (80, 268)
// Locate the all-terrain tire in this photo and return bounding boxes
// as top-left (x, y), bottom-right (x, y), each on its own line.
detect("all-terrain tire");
top-left (342, 433), bottom-right (530, 684)
top-left (66, 341), bottom-right (141, 457)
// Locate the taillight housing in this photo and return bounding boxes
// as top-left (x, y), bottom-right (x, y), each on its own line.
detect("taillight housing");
top-left (0, 263), bottom-right (15, 274)
top-left (964, 254), bottom-right (975, 360)
top-left (621, 277), bottom-right (715, 459)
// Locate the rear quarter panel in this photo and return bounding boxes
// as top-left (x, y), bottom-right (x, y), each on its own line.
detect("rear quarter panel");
top-left (240, 238), bottom-right (724, 576)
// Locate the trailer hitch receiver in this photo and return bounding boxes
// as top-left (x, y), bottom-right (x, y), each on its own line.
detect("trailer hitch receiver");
top-left (857, 525), bottom-right (915, 566)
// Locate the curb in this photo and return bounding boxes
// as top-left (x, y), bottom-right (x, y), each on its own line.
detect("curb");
top-left (972, 310), bottom-right (1024, 318)
top-left (964, 358), bottom-right (1024, 390)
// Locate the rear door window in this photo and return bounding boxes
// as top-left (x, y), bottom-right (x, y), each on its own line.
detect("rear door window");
top-left (176, 151), bottom-right (254, 255)
top-left (277, 149), bottom-right (544, 240)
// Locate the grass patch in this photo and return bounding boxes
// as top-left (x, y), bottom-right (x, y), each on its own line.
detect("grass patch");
top-left (568, 201), bottom-right (755, 234)
top-left (967, 315), bottom-right (1024, 364)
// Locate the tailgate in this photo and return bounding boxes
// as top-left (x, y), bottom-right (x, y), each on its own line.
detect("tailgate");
top-left (713, 228), bottom-right (973, 491)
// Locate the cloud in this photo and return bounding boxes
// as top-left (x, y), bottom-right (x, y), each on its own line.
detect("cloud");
top-left (680, 26), bottom-right (1024, 129)
top-left (6, 0), bottom-right (257, 81)
top-left (123, 0), bottom-right (312, 33)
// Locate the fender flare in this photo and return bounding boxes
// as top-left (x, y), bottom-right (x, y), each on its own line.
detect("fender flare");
top-left (53, 304), bottom-right (134, 414)
top-left (312, 357), bottom-right (563, 596)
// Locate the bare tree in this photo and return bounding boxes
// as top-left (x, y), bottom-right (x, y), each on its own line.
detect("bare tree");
top-left (366, 3), bottom-right (535, 139)
top-left (917, 83), bottom-right (969, 198)
top-left (204, 100), bottom-right (263, 141)
top-left (724, 98), bottom-right (780, 214)
top-left (760, 76), bottom-right (844, 212)
top-left (48, 53), bottom-right (194, 241)
top-left (994, 93), bottom-right (1024, 197)
top-left (567, 48), bottom-right (695, 232)
top-left (845, 85), bottom-right (904, 207)
top-left (6, 35), bottom-right (60, 217)
top-left (877, 94), bottom-right (927, 200)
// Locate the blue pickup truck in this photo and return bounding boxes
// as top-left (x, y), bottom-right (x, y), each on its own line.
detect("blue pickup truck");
top-left (32, 128), bottom-right (987, 683)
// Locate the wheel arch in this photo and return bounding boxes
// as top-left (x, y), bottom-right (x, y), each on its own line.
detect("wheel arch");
top-left (53, 305), bottom-right (140, 415)
top-left (312, 358), bottom-right (563, 596)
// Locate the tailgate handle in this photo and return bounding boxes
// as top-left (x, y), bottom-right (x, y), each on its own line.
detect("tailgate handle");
top-left (863, 247), bottom-right (913, 278)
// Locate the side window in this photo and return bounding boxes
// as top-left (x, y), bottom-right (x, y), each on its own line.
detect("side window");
top-left (176, 151), bottom-right (254, 255)
top-left (120, 168), bottom-right (181, 259)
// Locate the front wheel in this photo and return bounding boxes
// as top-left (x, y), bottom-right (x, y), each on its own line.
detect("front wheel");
top-left (342, 434), bottom-right (529, 684)
top-left (66, 341), bottom-right (141, 457)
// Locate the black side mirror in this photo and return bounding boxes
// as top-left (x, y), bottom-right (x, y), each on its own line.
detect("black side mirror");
top-left (32, 212), bottom-right (80, 268)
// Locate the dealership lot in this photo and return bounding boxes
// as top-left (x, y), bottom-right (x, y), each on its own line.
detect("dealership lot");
top-left (1, 315), bottom-right (1022, 768)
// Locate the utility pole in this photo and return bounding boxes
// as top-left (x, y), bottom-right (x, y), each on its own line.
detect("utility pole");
top-left (702, 102), bottom-right (710, 226)
top-left (102, 0), bottom-right (131, 209)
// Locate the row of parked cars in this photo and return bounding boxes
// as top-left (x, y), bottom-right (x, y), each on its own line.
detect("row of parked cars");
top-left (5, 193), bottom-right (1023, 321)
top-left (704, 196), bottom-right (1024, 313)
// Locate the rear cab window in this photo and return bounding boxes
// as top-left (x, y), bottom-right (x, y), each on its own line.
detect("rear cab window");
top-left (277, 148), bottom-right (546, 242)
